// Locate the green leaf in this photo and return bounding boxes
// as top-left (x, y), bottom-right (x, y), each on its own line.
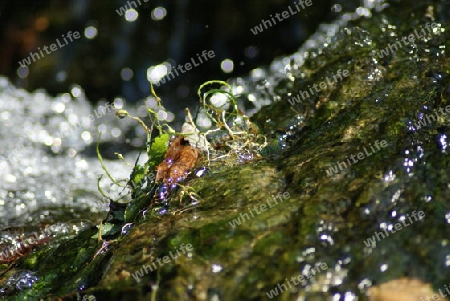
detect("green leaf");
top-left (91, 223), bottom-right (115, 239)
top-left (130, 164), bottom-right (145, 188)
top-left (146, 133), bottom-right (169, 171)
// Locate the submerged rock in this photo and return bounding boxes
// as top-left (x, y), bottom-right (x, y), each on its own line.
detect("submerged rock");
top-left (2, 0), bottom-right (450, 300)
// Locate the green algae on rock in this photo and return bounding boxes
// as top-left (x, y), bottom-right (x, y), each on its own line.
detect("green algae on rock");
top-left (2, 0), bottom-right (450, 300)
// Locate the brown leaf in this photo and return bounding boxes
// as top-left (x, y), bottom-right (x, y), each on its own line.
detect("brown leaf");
top-left (155, 135), bottom-right (200, 186)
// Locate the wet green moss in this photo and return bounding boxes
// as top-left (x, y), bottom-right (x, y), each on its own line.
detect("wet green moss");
top-left (3, 0), bottom-right (450, 300)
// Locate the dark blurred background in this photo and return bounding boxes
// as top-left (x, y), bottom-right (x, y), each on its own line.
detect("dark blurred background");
top-left (0, 0), bottom-right (362, 120)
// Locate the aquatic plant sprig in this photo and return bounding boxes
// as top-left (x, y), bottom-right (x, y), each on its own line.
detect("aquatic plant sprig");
top-left (197, 80), bottom-right (248, 138)
top-left (96, 131), bottom-right (137, 206)
top-left (195, 81), bottom-right (268, 166)
top-left (96, 131), bottom-right (124, 188)
top-left (115, 82), bottom-right (177, 154)
top-left (96, 80), bottom-right (268, 223)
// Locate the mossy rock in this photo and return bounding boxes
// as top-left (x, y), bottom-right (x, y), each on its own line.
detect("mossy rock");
top-left (2, 0), bottom-right (450, 300)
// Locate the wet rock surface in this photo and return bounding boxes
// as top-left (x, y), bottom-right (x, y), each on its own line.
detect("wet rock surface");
top-left (1, 0), bottom-right (450, 300)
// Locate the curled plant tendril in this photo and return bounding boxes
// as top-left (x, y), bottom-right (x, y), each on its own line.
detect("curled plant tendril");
top-left (196, 81), bottom-right (268, 166)
top-left (197, 80), bottom-right (250, 138)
